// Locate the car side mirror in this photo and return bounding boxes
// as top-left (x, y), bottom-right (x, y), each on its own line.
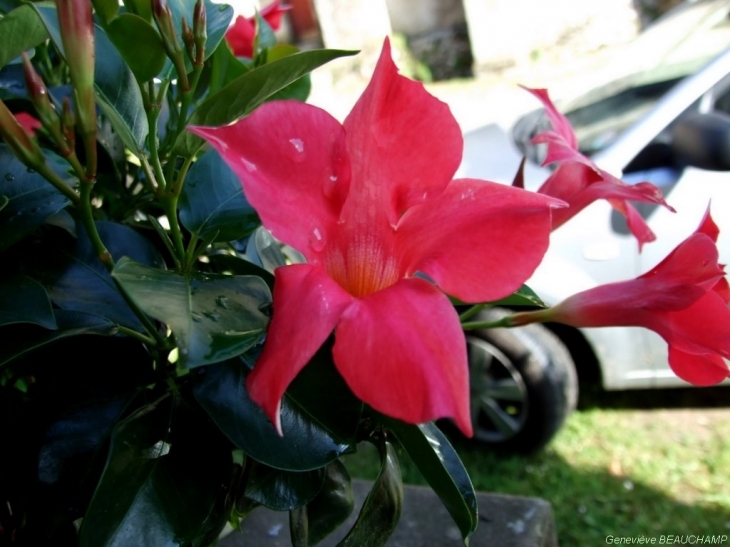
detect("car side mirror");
top-left (671, 111), bottom-right (730, 171)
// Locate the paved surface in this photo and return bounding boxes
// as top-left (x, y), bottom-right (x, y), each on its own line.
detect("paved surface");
top-left (220, 479), bottom-right (558, 547)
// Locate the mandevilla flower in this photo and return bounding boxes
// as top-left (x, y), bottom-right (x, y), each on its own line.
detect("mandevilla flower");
top-left (524, 86), bottom-right (674, 250)
top-left (225, 0), bottom-right (290, 58)
top-left (511, 208), bottom-right (730, 386)
top-left (190, 38), bottom-right (564, 436)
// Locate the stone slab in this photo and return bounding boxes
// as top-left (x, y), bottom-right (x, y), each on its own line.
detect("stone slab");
top-left (220, 479), bottom-right (558, 546)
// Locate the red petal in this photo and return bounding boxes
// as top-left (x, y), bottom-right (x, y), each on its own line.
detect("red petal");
top-left (341, 38), bottom-right (463, 226)
top-left (397, 178), bottom-right (563, 303)
top-left (225, 15), bottom-right (256, 57)
top-left (261, 0), bottom-right (291, 29)
top-left (522, 86), bottom-right (578, 150)
top-left (15, 112), bottom-right (41, 136)
top-left (189, 102), bottom-right (351, 262)
top-left (332, 277), bottom-right (472, 436)
top-left (668, 347), bottom-right (730, 386)
top-left (246, 264), bottom-right (354, 434)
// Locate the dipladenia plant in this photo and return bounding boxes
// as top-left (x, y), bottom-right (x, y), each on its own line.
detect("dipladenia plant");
top-left (0, 0), bottom-right (728, 545)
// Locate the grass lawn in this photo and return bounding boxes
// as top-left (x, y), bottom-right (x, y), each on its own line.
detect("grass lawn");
top-left (344, 388), bottom-right (730, 546)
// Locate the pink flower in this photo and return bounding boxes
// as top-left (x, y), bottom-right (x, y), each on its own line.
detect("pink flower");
top-left (190, 39), bottom-right (563, 436)
top-left (225, 0), bottom-right (291, 58)
top-left (524, 87), bottom-right (674, 250)
top-left (15, 112), bottom-right (42, 136)
top-left (512, 209), bottom-right (730, 386)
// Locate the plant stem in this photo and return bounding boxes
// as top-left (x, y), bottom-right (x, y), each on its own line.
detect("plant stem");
top-left (34, 162), bottom-right (80, 205)
top-left (459, 303), bottom-right (487, 322)
top-left (461, 316), bottom-right (513, 331)
top-left (116, 325), bottom-right (157, 346)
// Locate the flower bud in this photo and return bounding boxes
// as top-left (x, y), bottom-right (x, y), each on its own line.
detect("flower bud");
top-left (181, 18), bottom-right (195, 63)
top-left (56, 0), bottom-right (96, 138)
top-left (61, 97), bottom-right (76, 150)
top-left (193, 0), bottom-right (206, 65)
top-left (152, 0), bottom-right (190, 89)
top-left (21, 53), bottom-right (72, 156)
top-left (0, 98), bottom-right (45, 168)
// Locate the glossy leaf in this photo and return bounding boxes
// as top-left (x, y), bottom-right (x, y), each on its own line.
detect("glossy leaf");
top-left (161, 0), bottom-right (233, 78)
top-left (207, 254), bottom-right (275, 290)
top-left (91, 0), bottom-right (119, 25)
top-left (0, 310), bottom-right (117, 367)
top-left (266, 44), bottom-right (311, 103)
top-left (112, 258), bottom-right (271, 367)
top-left (338, 440), bottom-right (403, 547)
top-left (384, 419), bottom-right (478, 543)
top-left (45, 221), bottom-right (164, 331)
top-left (175, 48), bottom-right (358, 155)
top-left (33, 4), bottom-right (149, 156)
top-left (492, 284), bottom-right (546, 308)
top-left (106, 14), bottom-right (166, 83)
top-left (253, 11), bottom-right (277, 55)
top-left (243, 460), bottom-right (325, 511)
top-left (0, 144), bottom-right (72, 252)
top-left (293, 459), bottom-right (354, 546)
top-left (0, 275), bottom-right (56, 328)
top-left (193, 356), bottom-right (357, 471)
top-left (0, 4), bottom-right (48, 69)
top-left (79, 397), bottom-right (234, 547)
top-left (208, 38), bottom-right (250, 95)
top-left (179, 148), bottom-right (260, 242)
top-left (121, 0), bottom-right (152, 22)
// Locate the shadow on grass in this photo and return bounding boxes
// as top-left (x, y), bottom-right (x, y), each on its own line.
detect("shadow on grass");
top-left (344, 438), bottom-right (730, 547)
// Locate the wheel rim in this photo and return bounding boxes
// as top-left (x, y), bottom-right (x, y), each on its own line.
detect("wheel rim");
top-left (467, 336), bottom-right (529, 443)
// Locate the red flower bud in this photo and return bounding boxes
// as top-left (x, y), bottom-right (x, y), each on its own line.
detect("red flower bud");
top-left (56, 0), bottom-right (96, 137)
top-left (193, 0), bottom-right (207, 65)
top-left (0, 99), bottom-right (45, 167)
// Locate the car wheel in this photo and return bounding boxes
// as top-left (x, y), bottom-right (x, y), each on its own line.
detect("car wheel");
top-left (466, 308), bottom-right (578, 454)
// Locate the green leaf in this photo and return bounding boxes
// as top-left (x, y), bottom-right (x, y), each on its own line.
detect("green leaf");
top-left (79, 397), bottom-right (234, 546)
top-left (383, 419), bottom-right (478, 543)
top-left (253, 11), bottom-right (277, 55)
top-left (243, 460), bottom-right (325, 511)
top-left (207, 253), bottom-right (275, 290)
top-left (294, 459), bottom-right (354, 546)
top-left (161, 0), bottom-right (233, 78)
top-left (0, 4), bottom-right (48, 69)
top-left (33, 4), bottom-right (149, 156)
top-left (106, 14), bottom-right (166, 83)
top-left (491, 284), bottom-right (546, 308)
top-left (0, 275), bottom-right (56, 328)
top-left (0, 144), bottom-right (72, 252)
top-left (179, 149), bottom-right (260, 242)
top-left (112, 257), bottom-right (271, 367)
top-left (339, 440), bottom-right (403, 547)
top-left (174, 48), bottom-right (358, 156)
top-left (208, 38), bottom-right (250, 96)
top-left (193, 355), bottom-right (358, 471)
top-left (43, 221), bottom-right (165, 331)
top-left (91, 0), bottom-right (119, 25)
top-left (0, 310), bottom-right (117, 367)
top-left (121, 0), bottom-right (152, 22)
top-left (266, 45), bottom-right (311, 103)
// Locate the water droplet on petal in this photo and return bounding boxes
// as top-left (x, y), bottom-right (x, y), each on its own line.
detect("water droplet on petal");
top-left (289, 138), bottom-right (304, 153)
top-left (4, 173), bottom-right (14, 181)
top-left (240, 158), bottom-right (257, 172)
top-left (287, 138), bottom-right (306, 163)
top-left (309, 228), bottom-right (325, 252)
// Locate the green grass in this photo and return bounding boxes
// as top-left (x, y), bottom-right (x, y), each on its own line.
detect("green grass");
top-left (344, 389), bottom-right (730, 546)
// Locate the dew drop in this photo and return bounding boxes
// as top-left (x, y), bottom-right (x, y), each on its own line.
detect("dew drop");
top-left (4, 173), bottom-right (14, 182)
top-left (216, 295), bottom-right (230, 309)
top-left (309, 228), bottom-right (325, 252)
top-left (203, 311), bottom-right (220, 322)
top-left (329, 175), bottom-right (338, 182)
top-left (289, 138), bottom-right (304, 153)
top-left (240, 157), bottom-right (257, 172)
top-left (191, 312), bottom-right (203, 323)
top-left (26, 167), bottom-right (35, 174)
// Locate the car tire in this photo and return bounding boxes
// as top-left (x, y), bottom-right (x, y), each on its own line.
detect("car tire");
top-left (465, 308), bottom-right (578, 454)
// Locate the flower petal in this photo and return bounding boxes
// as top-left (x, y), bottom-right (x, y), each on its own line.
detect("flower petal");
top-left (397, 178), bottom-right (563, 303)
top-left (668, 347), bottom-right (730, 386)
top-left (332, 277), bottom-right (472, 436)
top-left (341, 38), bottom-right (463, 226)
top-left (521, 86), bottom-right (578, 150)
top-left (189, 102), bottom-right (351, 261)
top-left (261, 0), bottom-right (291, 29)
top-left (225, 15), bottom-right (256, 57)
top-left (246, 264), bottom-right (354, 434)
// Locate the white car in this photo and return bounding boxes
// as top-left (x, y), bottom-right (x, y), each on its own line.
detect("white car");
top-left (457, 0), bottom-right (730, 452)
